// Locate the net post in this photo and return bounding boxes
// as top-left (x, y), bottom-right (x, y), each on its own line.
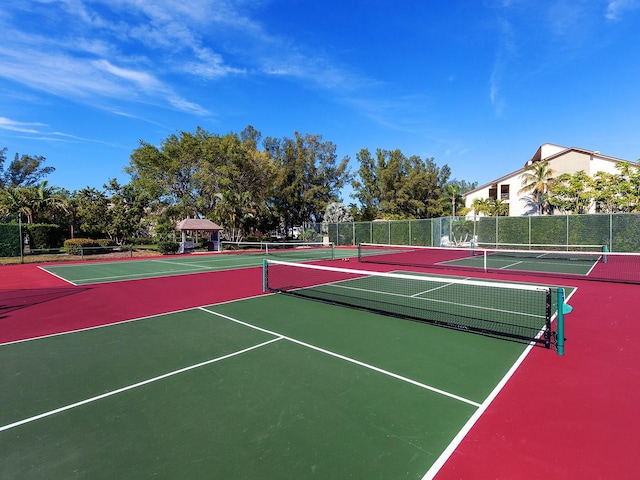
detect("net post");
top-left (602, 245), bottom-right (608, 264)
top-left (555, 287), bottom-right (569, 356)
top-left (330, 242), bottom-right (335, 261)
top-left (262, 259), bottom-right (268, 292)
top-left (357, 243), bottom-right (362, 262)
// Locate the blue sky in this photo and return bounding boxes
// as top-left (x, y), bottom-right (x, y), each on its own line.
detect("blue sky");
top-left (1, 0), bottom-right (639, 201)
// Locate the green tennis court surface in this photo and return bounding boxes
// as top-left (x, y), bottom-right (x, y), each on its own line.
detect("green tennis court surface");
top-left (0, 276), bottom-right (573, 479)
top-left (439, 252), bottom-right (598, 275)
top-left (40, 248), bottom-right (353, 285)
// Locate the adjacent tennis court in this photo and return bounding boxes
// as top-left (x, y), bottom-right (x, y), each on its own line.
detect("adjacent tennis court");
top-left (358, 243), bottom-right (640, 283)
top-left (0, 269), bottom-right (573, 479)
top-left (40, 243), bottom-right (343, 285)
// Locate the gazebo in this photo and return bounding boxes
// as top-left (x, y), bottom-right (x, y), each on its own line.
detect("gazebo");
top-left (175, 218), bottom-right (223, 253)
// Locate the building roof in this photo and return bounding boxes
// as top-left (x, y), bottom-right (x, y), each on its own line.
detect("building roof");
top-left (175, 218), bottom-right (222, 231)
top-left (462, 144), bottom-right (633, 198)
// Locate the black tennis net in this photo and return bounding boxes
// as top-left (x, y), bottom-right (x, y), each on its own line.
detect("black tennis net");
top-left (221, 241), bottom-right (335, 261)
top-left (263, 260), bottom-right (569, 353)
top-left (358, 243), bottom-right (640, 284)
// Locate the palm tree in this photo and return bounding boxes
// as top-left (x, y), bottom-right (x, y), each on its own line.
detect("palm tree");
top-left (31, 181), bottom-right (68, 223)
top-left (518, 161), bottom-right (555, 214)
top-left (0, 187), bottom-right (33, 223)
top-left (471, 198), bottom-right (490, 217)
top-left (442, 184), bottom-right (463, 217)
top-left (492, 198), bottom-right (510, 216)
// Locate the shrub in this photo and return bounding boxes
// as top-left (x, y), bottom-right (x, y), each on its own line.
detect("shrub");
top-left (0, 224), bottom-right (21, 257)
top-left (64, 238), bottom-right (100, 255)
top-left (157, 240), bottom-right (180, 255)
top-left (25, 224), bottom-right (66, 249)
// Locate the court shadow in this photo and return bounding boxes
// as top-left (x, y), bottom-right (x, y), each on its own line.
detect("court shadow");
top-left (0, 286), bottom-right (91, 318)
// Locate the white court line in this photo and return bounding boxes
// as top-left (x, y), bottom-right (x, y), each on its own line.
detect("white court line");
top-left (0, 292), bottom-right (268, 347)
top-left (421, 285), bottom-right (579, 479)
top-left (0, 337), bottom-right (282, 433)
top-left (149, 259), bottom-right (214, 269)
top-left (200, 307), bottom-right (481, 408)
top-left (500, 260), bottom-right (525, 270)
top-left (37, 266), bottom-right (78, 286)
top-left (410, 281), bottom-right (459, 298)
top-left (42, 261), bottom-right (261, 285)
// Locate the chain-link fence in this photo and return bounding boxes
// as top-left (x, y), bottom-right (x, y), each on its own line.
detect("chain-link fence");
top-left (318, 213), bottom-right (640, 252)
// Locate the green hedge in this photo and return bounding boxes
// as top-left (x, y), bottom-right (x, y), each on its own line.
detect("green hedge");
top-left (25, 224), bottom-right (67, 249)
top-left (63, 238), bottom-right (116, 255)
top-left (0, 223), bottom-right (21, 257)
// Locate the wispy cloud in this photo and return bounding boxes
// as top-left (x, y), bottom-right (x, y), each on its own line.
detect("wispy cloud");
top-left (0, 116), bottom-right (125, 147)
top-left (0, 117), bottom-right (47, 134)
top-left (0, 0), bottom-right (371, 118)
top-left (605, 0), bottom-right (640, 20)
top-left (489, 14), bottom-right (516, 117)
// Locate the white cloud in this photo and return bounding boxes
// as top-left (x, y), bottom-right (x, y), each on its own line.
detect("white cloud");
top-left (606, 0), bottom-right (640, 20)
top-left (0, 117), bottom-right (47, 134)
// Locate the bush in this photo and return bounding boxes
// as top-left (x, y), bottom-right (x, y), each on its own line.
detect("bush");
top-left (130, 237), bottom-right (155, 245)
top-left (0, 223), bottom-right (21, 257)
top-left (25, 224), bottom-right (66, 249)
top-left (157, 240), bottom-right (180, 255)
top-left (64, 238), bottom-right (99, 255)
top-left (63, 238), bottom-right (116, 255)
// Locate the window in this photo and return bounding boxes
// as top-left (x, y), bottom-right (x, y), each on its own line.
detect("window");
top-left (501, 185), bottom-right (510, 200)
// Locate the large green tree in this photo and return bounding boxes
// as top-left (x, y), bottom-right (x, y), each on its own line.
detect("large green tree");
top-left (72, 187), bottom-right (109, 238)
top-left (351, 148), bottom-right (450, 220)
top-left (104, 179), bottom-right (150, 244)
top-left (265, 132), bottom-right (351, 232)
top-left (127, 126), bottom-right (277, 240)
top-left (547, 170), bottom-right (593, 214)
top-left (0, 149), bottom-right (55, 188)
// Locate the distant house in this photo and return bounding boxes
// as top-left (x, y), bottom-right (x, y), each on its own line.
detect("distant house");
top-left (462, 143), bottom-right (634, 217)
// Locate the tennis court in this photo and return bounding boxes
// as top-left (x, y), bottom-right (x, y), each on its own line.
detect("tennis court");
top-left (358, 243), bottom-right (640, 283)
top-left (3, 237), bottom-right (640, 479)
top-left (0, 268), bottom-right (572, 479)
top-left (439, 250), bottom-right (598, 275)
top-left (40, 243), bottom-right (343, 285)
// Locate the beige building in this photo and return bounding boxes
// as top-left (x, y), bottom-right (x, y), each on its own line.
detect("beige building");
top-left (463, 143), bottom-right (633, 217)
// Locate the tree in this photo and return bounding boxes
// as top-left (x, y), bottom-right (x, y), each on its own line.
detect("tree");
top-left (104, 179), bottom-right (150, 244)
top-left (213, 190), bottom-right (260, 242)
top-left (0, 151), bottom-right (55, 188)
top-left (547, 171), bottom-right (593, 214)
top-left (351, 148), bottom-right (450, 220)
top-left (126, 129), bottom-right (206, 218)
top-left (322, 202), bottom-right (354, 226)
top-left (0, 181), bottom-right (67, 224)
top-left (518, 161), bottom-right (555, 214)
top-left (0, 187), bottom-right (33, 222)
top-left (72, 187), bottom-right (109, 238)
top-left (614, 161), bottom-right (640, 212)
top-left (471, 198), bottom-right (491, 217)
top-left (491, 198), bottom-right (510, 216)
top-left (127, 126), bottom-right (277, 238)
top-left (265, 132), bottom-right (351, 233)
top-left (350, 148), bottom-right (380, 221)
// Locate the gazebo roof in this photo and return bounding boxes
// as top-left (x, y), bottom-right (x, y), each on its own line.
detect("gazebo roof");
top-left (175, 218), bottom-right (222, 231)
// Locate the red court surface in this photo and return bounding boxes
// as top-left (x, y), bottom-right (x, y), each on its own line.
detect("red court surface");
top-left (1, 259), bottom-right (639, 479)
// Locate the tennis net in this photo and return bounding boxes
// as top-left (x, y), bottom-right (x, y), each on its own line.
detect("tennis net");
top-left (221, 241), bottom-right (335, 261)
top-left (473, 242), bottom-right (606, 252)
top-left (263, 259), bottom-right (569, 353)
top-left (358, 243), bottom-right (640, 284)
